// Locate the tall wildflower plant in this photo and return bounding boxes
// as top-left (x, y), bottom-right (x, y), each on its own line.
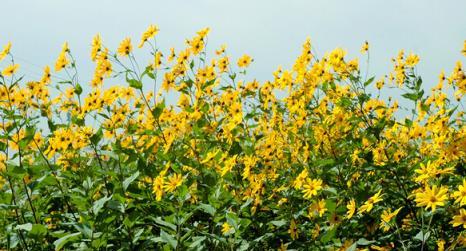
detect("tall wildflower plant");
top-left (0, 27), bottom-right (465, 250)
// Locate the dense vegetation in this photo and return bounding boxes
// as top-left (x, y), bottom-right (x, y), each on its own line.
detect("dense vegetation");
top-left (0, 26), bottom-right (465, 250)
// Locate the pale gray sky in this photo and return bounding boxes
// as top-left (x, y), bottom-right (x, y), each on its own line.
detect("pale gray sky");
top-left (0, 0), bottom-right (465, 101)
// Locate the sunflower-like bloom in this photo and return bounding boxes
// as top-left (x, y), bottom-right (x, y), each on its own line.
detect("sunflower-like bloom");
top-left (414, 185), bottom-right (449, 212)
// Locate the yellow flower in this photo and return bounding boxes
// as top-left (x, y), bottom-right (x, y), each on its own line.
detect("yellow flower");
top-left (188, 36), bottom-right (204, 55)
top-left (309, 199), bottom-right (327, 218)
top-left (288, 219), bottom-right (298, 240)
top-left (370, 245), bottom-right (392, 251)
top-left (2, 64), bottom-right (19, 76)
top-left (55, 52), bottom-right (69, 72)
top-left (229, 102), bottom-right (242, 123)
top-left (220, 155), bottom-right (237, 177)
top-left (451, 208), bottom-right (466, 229)
top-left (152, 175), bottom-right (164, 201)
top-left (91, 34), bottom-right (102, 61)
top-left (138, 24), bottom-right (160, 48)
top-left (177, 93), bottom-right (190, 108)
top-left (375, 78), bottom-right (384, 90)
top-left (346, 199), bottom-right (356, 219)
top-left (414, 184), bottom-right (448, 212)
top-left (196, 27), bottom-right (210, 38)
top-left (237, 54), bottom-right (252, 68)
top-left (329, 47), bottom-right (347, 65)
top-left (302, 178), bottom-right (323, 199)
top-left (453, 179), bottom-right (466, 206)
top-left (405, 53), bottom-right (420, 67)
top-left (359, 190), bottom-right (383, 214)
top-left (457, 233), bottom-right (466, 247)
top-left (0, 42), bottom-right (12, 61)
top-left (310, 223), bottom-right (320, 239)
top-left (61, 42), bottom-right (70, 54)
top-left (379, 207), bottom-right (402, 232)
top-left (414, 161), bottom-right (438, 183)
top-left (0, 152), bottom-right (6, 171)
top-left (168, 47), bottom-right (176, 62)
top-left (152, 51), bottom-right (163, 69)
top-left (462, 40), bottom-right (466, 57)
top-left (118, 37), bottom-right (133, 57)
top-left (218, 56), bottom-right (229, 73)
top-left (40, 65), bottom-right (51, 84)
top-left (164, 173), bottom-right (183, 193)
top-left (221, 222), bottom-right (233, 235)
top-left (360, 40), bottom-right (369, 54)
top-left (215, 44), bottom-right (226, 55)
top-left (278, 198), bottom-right (288, 206)
top-left (293, 169), bottom-right (309, 189)
top-left (437, 239), bottom-right (445, 251)
top-left (278, 241), bottom-right (287, 251)
top-left (201, 149), bottom-right (220, 164)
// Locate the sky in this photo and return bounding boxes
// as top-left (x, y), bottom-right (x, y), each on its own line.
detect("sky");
top-left (0, 0), bottom-right (465, 105)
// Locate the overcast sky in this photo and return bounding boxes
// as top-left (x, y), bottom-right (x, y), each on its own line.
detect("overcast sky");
top-left (0, 0), bottom-right (465, 103)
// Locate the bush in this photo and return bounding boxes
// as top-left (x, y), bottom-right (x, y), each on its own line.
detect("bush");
top-left (0, 26), bottom-right (465, 250)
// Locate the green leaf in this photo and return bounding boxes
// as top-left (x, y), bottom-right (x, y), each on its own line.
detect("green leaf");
top-left (143, 66), bottom-right (156, 79)
top-left (75, 83), bottom-right (83, 95)
top-left (320, 226), bottom-right (336, 244)
top-left (357, 238), bottom-right (375, 245)
top-left (154, 217), bottom-right (177, 232)
top-left (414, 230), bottom-right (430, 242)
top-left (57, 80), bottom-right (72, 85)
top-left (0, 141), bottom-right (6, 151)
top-left (363, 76), bottom-right (375, 87)
top-left (48, 120), bottom-right (57, 132)
top-left (90, 128), bottom-right (103, 145)
top-left (315, 158), bottom-right (335, 167)
top-left (226, 212), bottom-right (239, 229)
top-left (151, 100), bottom-right (165, 119)
top-left (202, 78), bottom-right (217, 89)
top-left (197, 203), bottom-right (216, 216)
top-left (6, 158), bottom-right (20, 167)
top-left (73, 223), bottom-right (92, 238)
top-left (29, 224), bottom-right (47, 239)
top-left (18, 130), bottom-right (34, 149)
top-left (15, 223), bottom-right (32, 231)
top-left (123, 171), bottom-right (140, 191)
top-left (178, 184), bottom-right (190, 201)
top-left (70, 194), bottom-right (89, 211)
top-left (402, 92), bottom-right (418, 101)
top-left (160, 229), bottom-right (177, 249)
top-left (323, 187), bottom-right (338, 195)
top-left (6, 165), bottom-right (26, 178)
top-left (189, 236), bottom-right (206, 248)
top-left (418, 89), bottom-right (424, 99)
top-left (93, 195), bottom-right (112, 215)
top-left (126, 74), bottom-right (143, 89)
top-left (107, 199), bottom-right (125, 213)
top-left (325, 199), bottom-right (337, 213)
top-left (7, 232), bottom-right (20, 248)
top-left (237, 241), bottom-right (250, 251)
top-left (346, 242), bottom-right (357, 251)
top-left (54, 232), bottom-right (81, 250)
top-left (128, 79), bottom-right (143, 89)
top-left (270, 220), bottom-right (287, 227)
top-left (0, 204), bottom-right (19, 210)
top-left (415, 77), bottom-right (423, 91)
top-left (132, 228), bottom-right (144, 244)
top-left (240, 198), bottom-right (253, 212)
top-left (405, 118), bottom-right (413, 127)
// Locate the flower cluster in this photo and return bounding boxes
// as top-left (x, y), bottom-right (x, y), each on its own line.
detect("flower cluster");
top-left (0, 27), bottom-right (465, 250)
